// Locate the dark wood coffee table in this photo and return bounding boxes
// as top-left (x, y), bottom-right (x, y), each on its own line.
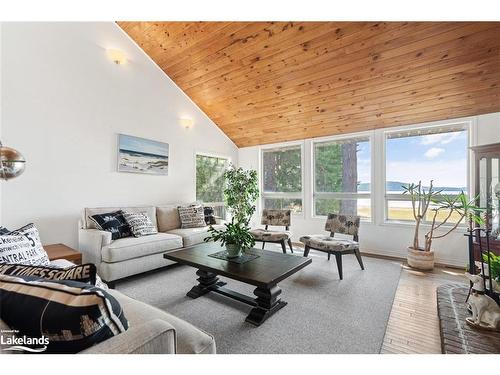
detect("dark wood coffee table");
top-left (163, 242), bottom-right (311, 326)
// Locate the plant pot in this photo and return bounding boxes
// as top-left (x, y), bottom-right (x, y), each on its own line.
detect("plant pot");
top-left (226, 243), bottom-right (242, 258)
top-left (407, 247), bottom-right (435, 270)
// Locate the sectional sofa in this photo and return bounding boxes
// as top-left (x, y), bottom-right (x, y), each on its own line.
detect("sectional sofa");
top-left (0, 259), bottom-right (216, 354)
top-left (78, 205), bottom-right (224, 286)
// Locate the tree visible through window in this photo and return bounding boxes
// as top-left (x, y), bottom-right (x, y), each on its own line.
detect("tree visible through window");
top-left (313, 136), bottom-right (371, 218)
top-left (262, 146), bottom-right (303, 213)
top-left (196, 154), bottom-right (229, 217)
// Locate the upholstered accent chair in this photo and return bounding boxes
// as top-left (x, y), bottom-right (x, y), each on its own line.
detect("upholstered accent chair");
top-left (250, 209), bottom-right (293, 254)
top-left (299, 213), bottom-right (364, 280)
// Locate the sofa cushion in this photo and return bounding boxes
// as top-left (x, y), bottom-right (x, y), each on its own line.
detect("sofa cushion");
top-left (83, 206), bottom-right (157, 230)
top-left (203, 206), bottom-right (217, 225)
top-left (122, 211), bottom-right (158, 237)
top-left (0, 274), bottom-right (128, 353)
top-left (109, 289), bottom-right (216, 354)
top-left (0, 262), bottom-right (97, 285)
top-left (101, 233), bottom-right (182, 263)
top-left (0, 223), bottom-right (50, 266)
top-left (88, 211), bottom-right (131, 240)
top-left (178, 205), bottom-right (206, 229)
top-left (156, 205), bottom-right (181, 232)
top-left (166, 225), bottom-right (224, 247)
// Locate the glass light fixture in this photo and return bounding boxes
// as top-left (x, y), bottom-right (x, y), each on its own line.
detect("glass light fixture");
top-left (106, 49), bottom-right (127, 65)
top-left (0, 141), bottom-right (26, 180)
top-left (180, 118), bottom-right (194, 129)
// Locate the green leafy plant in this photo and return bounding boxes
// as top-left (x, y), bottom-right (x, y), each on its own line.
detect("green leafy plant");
top-left (204, 219), bottom-right (256, 250)
top-left (482, 252), bottom-right (500, 280)
top-left (403, 180), bottom-right (484, 252)
top-left (223, 165), bottom-right (259, 225)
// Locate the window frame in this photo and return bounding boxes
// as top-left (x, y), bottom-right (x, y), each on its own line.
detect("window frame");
top-left (260, 142), bottom-right (305, 217)
top-left (382, 121), bottom-right (471, 226)
top-left (311, 132), bottom-right (373, 222)
top-left (194, 151), bottom-right (231, 218)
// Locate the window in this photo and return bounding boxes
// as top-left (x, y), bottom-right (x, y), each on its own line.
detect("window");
top-left (313, 136), bottom-right (371, 219)
top-left (385, 124), bottom-right (468, 223)
top-left (196, 154), bottom-right (229, 218)
top-left (262, 145), bottom-right (303, 213)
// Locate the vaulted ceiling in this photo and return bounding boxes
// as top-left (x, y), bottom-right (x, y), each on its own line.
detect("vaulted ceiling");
top-left (118, 22), bottom-right (500, 147)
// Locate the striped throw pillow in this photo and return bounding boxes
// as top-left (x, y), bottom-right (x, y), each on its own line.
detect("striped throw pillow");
top-left (0, 274), bottom-right (128, 353)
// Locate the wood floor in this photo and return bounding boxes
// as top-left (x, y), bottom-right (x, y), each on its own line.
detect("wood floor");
top-left (381, 263), bottom-right (465, 354)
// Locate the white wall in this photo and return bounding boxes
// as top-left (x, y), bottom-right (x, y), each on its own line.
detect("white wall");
top-left (239, 113), bottom-right (500, 267)
top-left (0, 22), bottom-right (238, 247)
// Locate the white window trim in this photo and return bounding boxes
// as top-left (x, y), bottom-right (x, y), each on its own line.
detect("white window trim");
top-left (194, 151), bottom-right (232, 209)
top-left (381, 118), bottom-right (472, 227)
top-left (311, 131), bottom-right (374, 222)
top-left (260, 141), bottom-right (305, 217)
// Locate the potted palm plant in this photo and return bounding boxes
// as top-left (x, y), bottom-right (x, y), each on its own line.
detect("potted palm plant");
top-left (204, 165), bottom-right (259, 257)
top-left (403, 180), bottom-right (483, 270)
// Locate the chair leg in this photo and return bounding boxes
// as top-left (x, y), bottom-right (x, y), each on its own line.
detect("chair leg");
top-left (303, 245), bottom-right (310, 257)
top-left (327, 253), bottom-right (331, 261)
top-left (287, 239), bottom-right (294, 253)
top-left (354, 248), bottom-right (365, 270)
top-left (262, 241), bottom-right (266, 250)
top-left (280, 240), bottom-right (287, 254)
top-left (334, 252), bottom-right (343, 280)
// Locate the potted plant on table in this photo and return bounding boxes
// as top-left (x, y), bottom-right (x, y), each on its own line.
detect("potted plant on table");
top-left (205, 219), bottom-right (256, 258)
top-left (403, 180), bottom-right (483, 270)
top-left (204, 165), bottom-right (259, 258)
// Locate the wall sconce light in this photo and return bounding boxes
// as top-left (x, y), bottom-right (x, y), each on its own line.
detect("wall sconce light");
top-left (180, 118), bottom-right (194, 129)
top-left (106, 49), bottom-right (127, 65)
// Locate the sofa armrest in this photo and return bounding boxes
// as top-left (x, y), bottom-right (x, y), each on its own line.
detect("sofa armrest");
top-left (78, 228), bottom-right (112, 266)
top-left (79, 319), bottom-right (176, 354)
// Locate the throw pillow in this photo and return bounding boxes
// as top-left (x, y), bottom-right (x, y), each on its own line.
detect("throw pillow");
top-left (0, 274), bottom-right (129, 353)
top-left (121, 211), bottom-right (158, 237)
top-left (50, 259), bottom-right (108, 290)
top-left (0, 227), bottom-right (10, 235)
top-left (0, 223), bottom-right (50, 266)
top-left (178, 205), bottom-right (206, 229)
top-left (0, 262), bottom-right (97, 285)
top-left (88, 211), bottom-right (131, 240)
top-left (203, 206), bottom-right (217, 225)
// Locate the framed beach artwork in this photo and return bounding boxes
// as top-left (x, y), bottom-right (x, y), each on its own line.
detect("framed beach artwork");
top-left (118, 134), bottom-right (169, 175)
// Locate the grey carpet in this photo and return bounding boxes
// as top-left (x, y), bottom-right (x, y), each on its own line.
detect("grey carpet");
top-left (117, 248), bottom-right (402, 354)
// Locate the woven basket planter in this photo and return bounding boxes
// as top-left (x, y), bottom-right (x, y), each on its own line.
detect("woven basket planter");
top-left (407, 247), bottom-right (435, 270)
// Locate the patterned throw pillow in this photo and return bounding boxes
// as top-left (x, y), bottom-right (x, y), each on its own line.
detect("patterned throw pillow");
top-left (121, 211), bottom-right (158, 237)
top-left (0, 274), bottom-right (128, 353)
top-left (0, 262), bottom-right (97, 285)
top-left (178, 205), bottom-right (207, 229)
top-left (203, 206), bottom-right (217, 225)
top-left (88, 211), bottom-right (131, 240)
top-left (0, 223), bottom-right (50, 266)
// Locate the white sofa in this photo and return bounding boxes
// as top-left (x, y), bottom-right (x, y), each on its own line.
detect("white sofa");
top-left (78, 205), bottom-right (224, 286)
top-left (0, 259), bottom-right (216, 354)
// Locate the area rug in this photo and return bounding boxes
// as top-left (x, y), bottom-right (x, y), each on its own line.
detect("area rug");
top-left (117, 249), bottom-right (402, 354)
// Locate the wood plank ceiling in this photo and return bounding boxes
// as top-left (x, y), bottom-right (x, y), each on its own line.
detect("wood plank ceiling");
top-left (118, 22), bottom-right (500, 147)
